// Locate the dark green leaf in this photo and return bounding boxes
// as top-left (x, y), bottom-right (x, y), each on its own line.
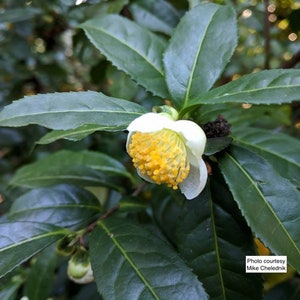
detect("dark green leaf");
top-left (219, 145), bottom-right (300, 273)
top-left (0, 91), bottom-right (145, 130)
top-left (10, 150), bottom-right (132, 190)
top-left (204, 137), bottom-right (233, 156)
top-left (8, 184), bottom-right (101, 229)
top-left (232, 127), bottom-right (300, 188)
top-left (0, 222), bottom-right (67, 278)
top-left (80, 15), bottom-right (169, 98)
top-left (185, 70), bottom-right (300, 113)
top-left (176, 171), bottom-right (262, 300)
top-left (89, 217), bottom-right (208, 300)
top-left (151, 188), bottom-right (184, 244)
top-left (163, 3), bottom-right (237, 109)
top-left (129, 0), bottom-right (181, 35)
top-left (24, 245), bottom-right (58, 300)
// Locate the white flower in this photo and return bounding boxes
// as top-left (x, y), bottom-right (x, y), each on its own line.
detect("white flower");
top-left (126, 112), bottom-right (207, 200)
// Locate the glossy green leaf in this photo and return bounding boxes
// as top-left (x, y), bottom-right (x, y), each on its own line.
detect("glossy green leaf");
top-left (0, 91), bottom-right (145, 130)
top-left (129, 0), bottom-right (181, 35)
top-left (80, 15), bottom-right (169, 98)
top-left (8, 184), bottom-right (101, 229)
top-left (232, 127), bottom-right (300, 188)
top-left (176, 171), bottom-right (262, 300)
top-left (10, 150), bottom-right (132, 189)
top-left (24, 246), bottom-right (58, 300)
top-left (185, 70), bottom-right (300, 113)
top-left (0, 222), bottom-right (67, 278)
top-left (89, 217), bottom-right (208, 300)
top-left (163, 3), bottom-right (237, 109)
top-left (219, 145), bottom-right (300, 273)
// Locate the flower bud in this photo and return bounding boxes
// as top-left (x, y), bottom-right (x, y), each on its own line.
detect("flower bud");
top-left (67, 247), bottom-right (94, 284)
top-left (56, 234), bottom-right (76, 256)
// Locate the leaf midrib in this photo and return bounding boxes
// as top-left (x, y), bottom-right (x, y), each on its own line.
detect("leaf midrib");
top-left (1, 230), bottom-right (66, 251)
top-left (200, 83), bottom-right (300, 102)
top-left (99, 221), bottom-right (160, 300)
top-left (183, 10), bottom-right (216, 106)
top-left (0, 108), bottom-right (142, 122)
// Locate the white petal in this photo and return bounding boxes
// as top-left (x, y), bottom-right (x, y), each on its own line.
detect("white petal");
top-left (136, 169), bottom-right (156, 184)
top-left (172, 120), bottom-right (206, 157)
top-left (127, 112), bottom-right (175, 133)
top-left (179, 158), bottom-right (208, 200)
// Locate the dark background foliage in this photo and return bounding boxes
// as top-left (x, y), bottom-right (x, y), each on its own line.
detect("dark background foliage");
top-left (0, 0), bottom-right (300, 299)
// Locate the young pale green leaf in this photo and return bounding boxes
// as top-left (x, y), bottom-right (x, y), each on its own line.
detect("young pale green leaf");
top-left (8, 184), bottom-right (101, 229)
top-left (0, 222), bottom-right (67, 278)
top-left (0, 91), bottom-right (145, 130)
top-left (232, 127), bottom-right (300, 188)
top-left (80, 15), bottom-right (169, 98)
top-left (36, 125), bottom-right (111, 145)
top-left (163, 3), bottom-right (237, 109)
top-left (176, 172), bottom-right (262, 300)
top-left (10, 150), bottom-right (132, 190)
top-left (219, 145), bottom-right (300, 273)
top-left (184, 69), bottom-right (300, 113)
top-left (23, 245), bottom-right (58, 300)
top-left (89, 217), bottom-right (208, 300)
top-left (129, 0), bottom-right (181, 35)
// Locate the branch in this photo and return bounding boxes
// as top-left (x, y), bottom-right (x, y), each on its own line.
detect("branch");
top-left (264, 0), bottom-right (271, 69)
top-left (281, 50), bottom-right (300, 69)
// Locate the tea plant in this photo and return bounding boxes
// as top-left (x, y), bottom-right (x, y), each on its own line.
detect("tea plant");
top-left (0, 0), bottom-right (299, 299)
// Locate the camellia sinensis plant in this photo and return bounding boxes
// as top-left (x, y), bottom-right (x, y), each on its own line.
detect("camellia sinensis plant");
top-left (0, 1), bottom-right (300, 300)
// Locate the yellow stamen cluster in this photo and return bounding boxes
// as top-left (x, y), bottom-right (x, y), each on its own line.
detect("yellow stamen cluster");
top-left (128, 129), bottom-right (190, 190)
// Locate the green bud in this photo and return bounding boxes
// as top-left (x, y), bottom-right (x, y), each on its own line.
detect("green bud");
top-left (67, 247), bottom-right (94, 284)
top-left (56, 234), bottom-right (76, 256)
top-left (152, 105), bottom-right (178, 121)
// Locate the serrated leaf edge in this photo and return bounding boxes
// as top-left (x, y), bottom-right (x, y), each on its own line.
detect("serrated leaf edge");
top-left (222, 152), bottom-right (300, 260)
